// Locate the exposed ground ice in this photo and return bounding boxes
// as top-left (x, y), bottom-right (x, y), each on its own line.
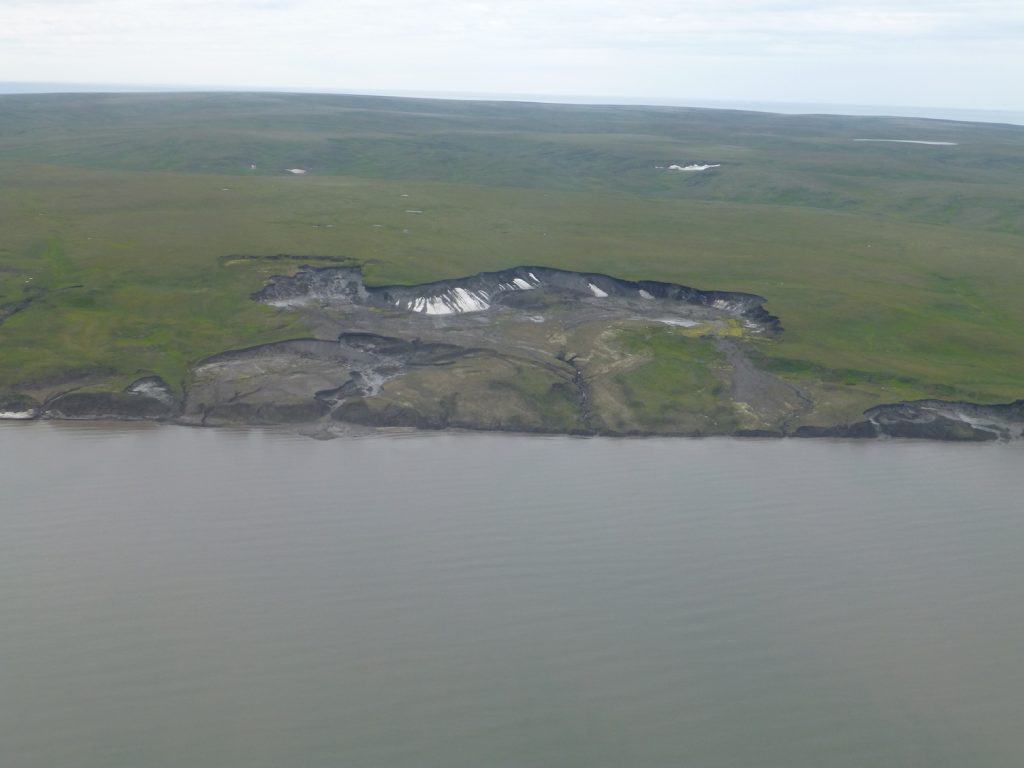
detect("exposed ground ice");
top-left (254, 265), bottom-right (780, 331)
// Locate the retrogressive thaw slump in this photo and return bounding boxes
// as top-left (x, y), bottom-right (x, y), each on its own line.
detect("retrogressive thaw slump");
top-left (3, 265), bottom-right (1021, 441)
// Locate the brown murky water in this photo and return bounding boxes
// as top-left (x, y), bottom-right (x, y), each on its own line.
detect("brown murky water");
top-left (2, 422), bottom-right (1022, 767)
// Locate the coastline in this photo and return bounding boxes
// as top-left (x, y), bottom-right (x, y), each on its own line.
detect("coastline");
top-left (4, 395), bottom-right (1021, 442)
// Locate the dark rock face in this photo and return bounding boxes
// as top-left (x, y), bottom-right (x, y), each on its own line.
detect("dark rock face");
top-left (253, 265), bottom-right (782, 334)
top-left (43, 391), bottom-right (179, 421)
top-left (865, 400), bottom-right (1024, 441)
top-left (792, 421), bottom-right (877, 438)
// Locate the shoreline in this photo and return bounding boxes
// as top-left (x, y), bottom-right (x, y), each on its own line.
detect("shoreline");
top-left (3, 399), bottom-right (1022, 443)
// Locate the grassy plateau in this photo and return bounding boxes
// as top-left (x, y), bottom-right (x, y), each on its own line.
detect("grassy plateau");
top-left (1, 92), bottom-right (1023, 423)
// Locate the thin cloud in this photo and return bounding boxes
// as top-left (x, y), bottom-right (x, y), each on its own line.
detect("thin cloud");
top-left (1, 0), bottom-right (1021, 108)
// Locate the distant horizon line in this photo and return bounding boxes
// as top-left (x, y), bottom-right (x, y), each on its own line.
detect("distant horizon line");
top-left (3, 81), bottom-right (1023, 126)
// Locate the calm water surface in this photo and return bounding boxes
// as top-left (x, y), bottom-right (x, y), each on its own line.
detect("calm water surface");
top-left (1, 422), bottom-right (1022, 767)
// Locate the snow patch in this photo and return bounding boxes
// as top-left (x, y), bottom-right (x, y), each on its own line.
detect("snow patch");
top-left (655, 317), bottom-right (699, 328)
top-left (855, 139), bottom-right (958, 146)
top-left (638, 289), bottom-right (654, 300)
top-left (668, 163), bottom-right (721, 171)
top-left (512, 277), bottom-right (534, 290)
top-left (286, 168), bottom-right (308, 174)
top-left (589, 283), bottom-right (609, 298)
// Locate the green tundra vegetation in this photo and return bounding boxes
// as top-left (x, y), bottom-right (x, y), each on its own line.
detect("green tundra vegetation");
top-left (1, 91), bottom-right (1022, 422)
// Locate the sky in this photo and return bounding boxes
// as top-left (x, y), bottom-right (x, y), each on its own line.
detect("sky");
top-left (2, 0), bottom-right (1023, 110)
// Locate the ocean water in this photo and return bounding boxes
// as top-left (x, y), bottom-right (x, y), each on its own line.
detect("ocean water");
top-left (1, 422), bottom-right (1022, 767)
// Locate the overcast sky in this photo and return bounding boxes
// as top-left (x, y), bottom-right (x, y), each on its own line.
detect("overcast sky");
top-left (2, 0), bottom-right (1022, 109)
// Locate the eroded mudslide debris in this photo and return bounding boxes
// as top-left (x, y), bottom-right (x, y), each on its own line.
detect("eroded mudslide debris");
top-left (232, 264), bottom-right (786, 434)
top-left (4, 263), bottom-right (1021, 439)
top-left (181, 335), bottom-right (484, 427)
